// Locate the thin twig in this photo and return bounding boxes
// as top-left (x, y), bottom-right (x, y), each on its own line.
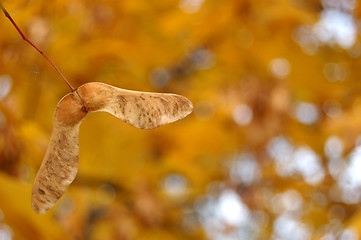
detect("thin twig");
top-left (0, 3), bottom-right (75, 91)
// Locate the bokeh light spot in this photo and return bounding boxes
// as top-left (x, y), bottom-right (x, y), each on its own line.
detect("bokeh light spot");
top-left (292, 102), bottom-right (319, 125)
top-left (0, 224), bottom-right (12, 240)
top-left (0, 75), bottom-right (12, 100)
top-left (162, 174), bottom-right (188, 198)
top-left (273, 214), bottom-right (311, 240)
top-left (269, 58), bottom-right (291, 78)
top-left (313, 8), bottom-right (356, 49)
top-left (271, 190), bottom-right (303, 214)
top-left (323, 100), bottom-right (342, 118)
top-left (149, 68), bottom-right (170, 89)
top-left (233, 104), bottom-right (253, 126)
top-left (218, 189), bottom-right (249, 226)
top-left (339, 227), bottom-right (358, 240)
top-left (324, 136), bottom-right (344, 159)
top-left (230, 152), bottom-right (260, 185)
top-left (323, 63), bottom-right (348, 82)
top-left (338, 146), bottom-right (361, 203)
top-left (179, 0), bottom-right (205, 14)
top-left (293, 146), bottom-right (325, 185)
top-left (190, 49), bottom-right (216, 70)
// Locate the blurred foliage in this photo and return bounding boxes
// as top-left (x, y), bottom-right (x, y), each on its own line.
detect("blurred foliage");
top-left (1, 0), bottom-right (361, 239)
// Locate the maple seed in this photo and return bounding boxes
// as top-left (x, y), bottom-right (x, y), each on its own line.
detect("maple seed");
top-left (31, 82), bottom-right (193, 214)
top-left (0, 3), bottom-right (192, 214)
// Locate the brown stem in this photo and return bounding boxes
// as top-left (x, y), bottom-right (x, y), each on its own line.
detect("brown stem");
top-left (0, 3), bottom-right (75, 91)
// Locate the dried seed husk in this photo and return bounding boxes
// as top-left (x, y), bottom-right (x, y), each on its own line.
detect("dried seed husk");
top-left (77, 82), bottom-right (193, 129)
top-left (32, 93), bottom-right (87, 214)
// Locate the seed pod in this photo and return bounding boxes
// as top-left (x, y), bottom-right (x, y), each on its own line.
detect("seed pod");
top-left (77, 82), bottom-right (193, 129)
top-left (32, 82), bottom-right (193, 214)
top-left (32, 93), bottom-right (87, 214)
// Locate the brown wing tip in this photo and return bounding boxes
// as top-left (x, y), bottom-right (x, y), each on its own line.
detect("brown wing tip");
top-left (32, 204), bottom-right (47, 215)
top-left (175, 95), bottom-right (193, 119)
top-left (31, 192), bottom-right (49, 215)
top-left (184, 97), bottom-right (193, 115)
